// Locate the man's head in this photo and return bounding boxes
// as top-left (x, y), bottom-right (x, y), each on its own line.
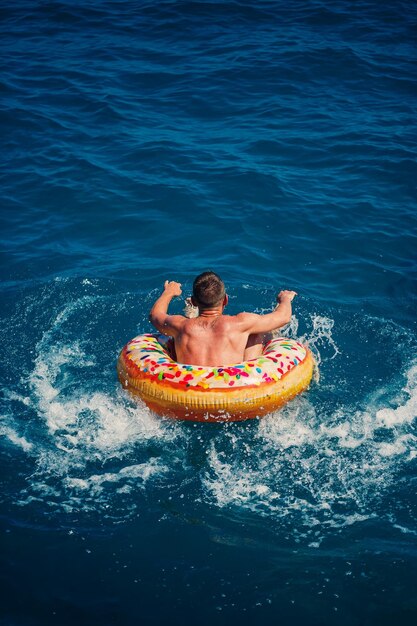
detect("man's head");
top-left (192, 271), bottom-right (227, 309)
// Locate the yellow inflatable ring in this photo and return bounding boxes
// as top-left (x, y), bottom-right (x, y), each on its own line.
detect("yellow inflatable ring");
top-left (117, 333), bottom-right (314, 422)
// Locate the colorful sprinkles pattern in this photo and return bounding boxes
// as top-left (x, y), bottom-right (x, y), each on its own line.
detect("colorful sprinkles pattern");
top-left (122, 334), bottom-right (308, 391)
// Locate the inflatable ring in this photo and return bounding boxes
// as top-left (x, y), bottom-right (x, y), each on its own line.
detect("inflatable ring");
top-left (117, 333), bottom-right (314, 422)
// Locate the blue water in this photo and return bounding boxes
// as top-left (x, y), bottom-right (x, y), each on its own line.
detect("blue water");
top-left (1, 1), bottom-right (417, 624)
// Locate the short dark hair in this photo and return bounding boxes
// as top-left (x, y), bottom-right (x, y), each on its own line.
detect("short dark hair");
top-left (192, 271), bottom-right (225, 308)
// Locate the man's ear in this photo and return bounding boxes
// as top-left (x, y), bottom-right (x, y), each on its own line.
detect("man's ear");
top-left (223, 294), bottom-right (228, 307)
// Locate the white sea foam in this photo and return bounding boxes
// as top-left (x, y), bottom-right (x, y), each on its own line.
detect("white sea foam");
top-left (0, 424), bottom-right (33, 452)
top-left (7, 293), bottom-right (182, 518)
top-left (29, 297), bottom-right (176, 447)
top-left (64, 459), bottom-right (167, 494)
top-left (375, 363), bottom-right (417, 428)
top-left (202, 358), bottom-right (417, 543)
top-left (29, 336), bottom-right (178, 457)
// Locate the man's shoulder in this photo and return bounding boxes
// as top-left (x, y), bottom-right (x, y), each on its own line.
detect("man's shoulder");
top-left (222, 312), bottom-right (255, 327)
top-left (233, 311), bottom-right (257, 321)
top-left (165, 314), bottom-right (187, 329)
top-left (224, 311), bottom-right (260, 334)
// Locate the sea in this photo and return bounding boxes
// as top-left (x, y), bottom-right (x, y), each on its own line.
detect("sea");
top-left (1, 1), bottom-right (416, 624)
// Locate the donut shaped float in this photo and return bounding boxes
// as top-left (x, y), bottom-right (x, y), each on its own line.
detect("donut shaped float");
top-left (117, 333), bottom-right (314, 422)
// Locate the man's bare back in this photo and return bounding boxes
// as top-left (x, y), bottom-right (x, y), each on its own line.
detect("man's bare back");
top-left (170, 314), bottom-right (264, 366)
top-left (149, 272), bottom-right (297, 367)
top-left (149, 274), bottom-right (296, 366)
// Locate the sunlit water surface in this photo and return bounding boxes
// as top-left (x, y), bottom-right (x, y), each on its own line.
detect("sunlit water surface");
top-left (1, 1), bottom-right (417, 624)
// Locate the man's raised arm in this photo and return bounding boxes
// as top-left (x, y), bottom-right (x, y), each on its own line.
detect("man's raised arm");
top-left (149, 280), bottom-right (184, 336)
top-left (238, 290), bottom-right (297, 335)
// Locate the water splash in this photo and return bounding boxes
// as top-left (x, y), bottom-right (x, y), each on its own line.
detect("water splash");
top-left (2, 280), bottom-right (416, 542)
top-left (282, 312), bottom-right (340, 365)
top-left (0, 287), bottom-right (183, 520)
top-left (202, 358), bottom-right (417, 545)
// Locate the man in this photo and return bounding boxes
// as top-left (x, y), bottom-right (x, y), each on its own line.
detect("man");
top-left (149, 271), bottom-right (297, 366)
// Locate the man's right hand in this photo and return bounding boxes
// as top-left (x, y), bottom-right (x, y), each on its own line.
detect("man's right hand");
top-left (164, 280), bottom-right (182, 297)
top-left (277, 290), bottom-right (297, 302)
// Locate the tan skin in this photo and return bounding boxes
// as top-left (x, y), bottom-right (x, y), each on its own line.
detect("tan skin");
top-left (149, 281), bottom-right (297, 367)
